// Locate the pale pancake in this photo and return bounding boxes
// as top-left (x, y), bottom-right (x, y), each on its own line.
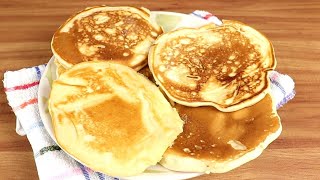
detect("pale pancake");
top-left (56, 57), bottom-right (154, 78)
top-left (49, 61), bottom-right (183, 177)
top-left (149, 20), bottom-right (276, 112)
top-left (52, 6), bottom-right (162, 71)
top-left (160, 94), bottom-right (281, 173)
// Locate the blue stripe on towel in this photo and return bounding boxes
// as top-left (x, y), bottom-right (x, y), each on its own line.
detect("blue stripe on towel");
top-left (25, 121), bottom-right (44, 134)
top-left (78, 162), bottom-right (91, 180)
top-left (191, 12), bottom-right (203, 18)
top-left (96, 172), bottom-right (105, 180)
top-left (270, 78), bottom-right (287, 96)
top-left (276, 90), bottom-right (296, 109)
top-left (34, 66), bottom-right (42, 80)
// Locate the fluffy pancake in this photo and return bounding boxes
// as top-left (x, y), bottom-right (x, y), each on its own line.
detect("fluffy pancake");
top-left (149, 20), bottom-right (276, 112)
top-left (160, 94), bottom-right (281, 173)
top-left (49, 61), bottom-right (183, 177)
top-left (52, 6), bottom-right (162, 71)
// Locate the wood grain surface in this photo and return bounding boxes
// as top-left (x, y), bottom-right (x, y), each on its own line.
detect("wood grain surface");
top-left (0, 0), bottom-right (319, 179)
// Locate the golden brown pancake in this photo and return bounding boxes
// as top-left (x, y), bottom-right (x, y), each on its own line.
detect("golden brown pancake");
top-left (149, 20), bottom-right (276, 112)
top-left (49, 61), bottom-right (183, 177)
top-left (52, 6), bottom-right (162, 71)
top-left (160, 94), bottom-right (281, 173)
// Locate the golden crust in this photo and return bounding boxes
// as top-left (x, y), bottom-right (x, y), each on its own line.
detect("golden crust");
top-left (148, 20), bottom-right (276, 112)
top-left (160, 94), bottom-right (282, 173)
top-left (51, 6), bottom-right (163, 71)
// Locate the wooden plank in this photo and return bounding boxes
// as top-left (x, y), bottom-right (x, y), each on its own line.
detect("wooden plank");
top-left (0, 0), bottom-right (319, 179)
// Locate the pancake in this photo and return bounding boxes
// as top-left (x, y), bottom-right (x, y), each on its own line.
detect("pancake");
top-left (138, 66), bottom-right (177, 106)
top-left (54, 59), bottom-right (67, 77)
top-left (48, 61), bottom-right (183, 177)
top-left (52, 6), bottom-right (163, 71)
top-left (149, 20), bottom-right (276, 112)
top-left (56, 59), bottom-right (154, 79)
top-left (160, 94), bottom-right (281, 173)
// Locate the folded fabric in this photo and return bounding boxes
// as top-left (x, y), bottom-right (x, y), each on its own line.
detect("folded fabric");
top-left (4, 65), bottom-right (117, 180)
top-left (3, 11), bottom-right (295, 180)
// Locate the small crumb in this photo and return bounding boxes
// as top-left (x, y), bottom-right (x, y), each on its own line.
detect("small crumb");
top-left (151, 31), bottom-right (158, 37)
top-left (227, 140), bottom-right (247, 151)
top-left (222, 66), bottom-right (227, 73)
top-left (86, 87), bottom-right (94, 93)
top-left (183, 148), bottom-right (191, 153)
top-left (118, 35), bottom-right (125, 40)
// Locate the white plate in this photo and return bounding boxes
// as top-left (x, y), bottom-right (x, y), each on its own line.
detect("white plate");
top-left (38, 11), bottom-right (210, 180)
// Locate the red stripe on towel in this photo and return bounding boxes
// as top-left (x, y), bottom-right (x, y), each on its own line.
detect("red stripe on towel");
top-left (13, 98), bottom-right (38, 111)
top-left (204, 14), bottom-right (213, 19)
top-left (4, 81), bottom-right (40, 92)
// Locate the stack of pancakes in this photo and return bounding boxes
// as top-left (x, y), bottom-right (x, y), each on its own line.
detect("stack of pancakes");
top-left (49, 6), bottom-right (282, 177)
top-left (148, 20), bottom-right (281, 173)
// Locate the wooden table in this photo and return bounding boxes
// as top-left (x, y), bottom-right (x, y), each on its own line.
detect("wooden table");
top-left (0, 0), bottom-right (319, 179)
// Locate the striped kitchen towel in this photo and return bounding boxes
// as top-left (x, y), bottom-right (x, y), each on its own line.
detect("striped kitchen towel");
top-left (4, 65), bottom-right (117, 180)
top-left (3, 11), bottom-right (295, 180)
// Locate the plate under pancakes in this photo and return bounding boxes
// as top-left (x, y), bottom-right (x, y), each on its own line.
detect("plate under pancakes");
top-left (160, 94), bottom-right (281, 173)
top-left (47, 7), bottom-right (281, 176)
top-left (48, 61), bottom-right (183, 177)
top-left (149, 20), bottom-right (276, 112)
top-left (52, 6), bottom-right (162, 71)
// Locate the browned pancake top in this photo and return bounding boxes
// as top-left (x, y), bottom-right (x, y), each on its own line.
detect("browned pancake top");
top-left (52, 10), bottom-right (158, 67)
top-left (83, 96), bottom-right (144, 155)
top-left (168, 94), bottom-right (280, 160)
top-left (151, 23), bottom-right (275, 110)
